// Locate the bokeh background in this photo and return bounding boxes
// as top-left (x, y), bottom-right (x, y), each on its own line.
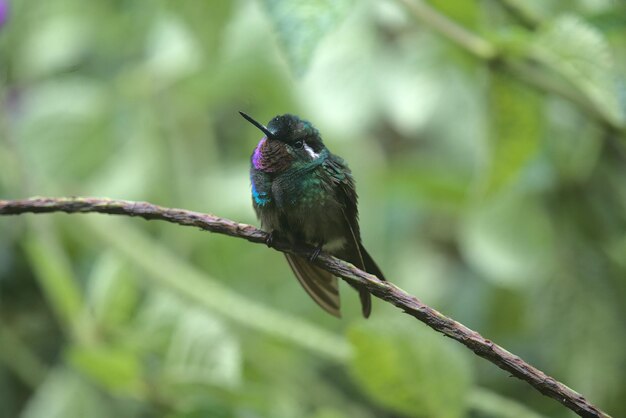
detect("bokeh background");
top-left (1, 1), bottom-right (625, 417)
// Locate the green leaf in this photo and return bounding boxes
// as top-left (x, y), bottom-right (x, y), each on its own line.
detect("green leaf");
top-left (545, 98), bottom-right (603, 182)
top-left (79, 216), bottom-right (351, 361)
top-left (425, 0), bottom-right (478, 29)
top-left (468, 388), bottom-right (548, 418)
top-left (170, 2), bottom-right (235, 57)
top-left (163, 306), bottom-right (241, 389)
top-left (66, 345), bottom-right (142, 395)
top-left (260, 0), bottom-right (354, 74)
top-left (144, 14), bottom-right (202, 86)
top-left (348, 320), bottom-right (473, 418)
top-left (460, 194), bottom-right (554, 287)
top-left (312, 409), bottom-right (351, 418)
top-left (22, 229), bottom-right (84, 335)
top-left (165, 402), bottom-right (234, 418)
top-left (17, 77), bottom-right (111, 180)
top-left (531, 15), bottom-right (625, 127)
top-left (87, 252), bottom-right (139, 329)
top-left (20, 367), bottom-right (112, 418)
top-left (17, 15), bottom-right (92, 79)
top-left (484, 73), bottom-right (542, 194)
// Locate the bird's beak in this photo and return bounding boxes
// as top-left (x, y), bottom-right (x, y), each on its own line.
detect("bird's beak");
top-left (239, 111), bottom-right (274, 139)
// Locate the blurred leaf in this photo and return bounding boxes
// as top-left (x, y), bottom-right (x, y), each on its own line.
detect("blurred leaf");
top-left (425, 0), bottom-right (477, 28)
top-left (468, 388), bottom-right (547, 418)
top-left (484, 73), bottom-right (542, 194)
top-left (387, 162), bottom-right (470, 209)
top-left (460, 194), bottom-right (554, 287)
top-left (607, 234), bottom-right (626, 270)
top-left (17, 77), bottom-right (111, 180)
top-left (79, 216), bottom-right (351, 361)
top-left (348, 320), bottom-right (472, 418)
top-left (144, 14), bottom-right (202, 87)
top-left (495, 0), bottom-right (543, 26)
top-left (66, 345), bottom-right (142, 395)
top-left (0, 142), bottom-right (21, 195)
top-left (19, 78), bottom-right (106, 122)
top-left (532, 267), bottom-right (626, 410)
top-left (260, 0), bottom-right (354, 74)
top-left (531, 14), bottom-right (625, 127)
top-left (165, 402), bottom-right (233, 418)
top-left (170, 2), bottom-right (235, 57)
top-left (312, 408), bottom-right (350, 418)
top-left (82, 119), bottom-right (158, 198)
top-left (379, 69), bottom-right (442, 135)
top-left (0, 323), bottom-right (47, 388)
top-left (17, 15), bottom-right (92, 79)
top-left (86, 252), bottom-right (139, 329)
top-left (20, 367), bottom-right (112, 418)
top-left (133, 291), bottom-right (187, 352)
top-left (22, 229), bottom-right (83, 336)
top-left (163, 307), bottom-right (241, 389)
top-left (589, 5), bottom-right (626, 32)
top-left (297, 4), bottom-right (379, 132)
top-left (544, 98), bottom-right (603, 182)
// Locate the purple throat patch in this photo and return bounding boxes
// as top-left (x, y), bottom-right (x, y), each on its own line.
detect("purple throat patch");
top-left (0, 0), bottom-right (8, 27)
top-left (252, 137), bottom-right (266, 170)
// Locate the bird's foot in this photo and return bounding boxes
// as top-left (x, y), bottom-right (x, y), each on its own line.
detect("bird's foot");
top-left (309, 244), bottom-right (323, 262)
top-left (265, 230), bottom-right (278, 248)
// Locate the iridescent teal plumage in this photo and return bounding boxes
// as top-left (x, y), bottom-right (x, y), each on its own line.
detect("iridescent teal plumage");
top-left (242, 112), bottom-right (385, 318)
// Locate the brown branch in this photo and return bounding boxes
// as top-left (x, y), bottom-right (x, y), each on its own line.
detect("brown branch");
top-left (0, 196), bottom-right (611, 418)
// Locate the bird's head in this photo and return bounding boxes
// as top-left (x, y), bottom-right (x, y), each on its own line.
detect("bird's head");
top-left (241, 112), bottom-right (326, 172)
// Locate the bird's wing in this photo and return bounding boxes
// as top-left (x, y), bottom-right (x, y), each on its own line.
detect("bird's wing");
top-left (323, 155), bottom-right (386, 280)
top-left (285, 254), bottom-right (341, 317)
top-left (323, 154), bottom-right (387, 318)
top-left (323, 154), bottom-right (360, 238)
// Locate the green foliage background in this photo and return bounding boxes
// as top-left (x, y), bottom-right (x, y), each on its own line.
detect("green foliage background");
top-left (1, 0), bottom-right (625, 417)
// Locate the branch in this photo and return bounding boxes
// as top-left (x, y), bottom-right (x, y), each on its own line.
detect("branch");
top-left (495, 0), bottom-right (541, 29)
top-left (396, 0), bottom-right (497, 60)
top-left (0, 197), bottom-right (611, 418)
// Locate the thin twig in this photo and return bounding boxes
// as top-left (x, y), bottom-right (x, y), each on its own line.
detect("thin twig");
top-left (496, 0), bottom-right (541, 29)
top-left (396, 0), bottom-right (497, 60)
top-left (0, 197), bottom-right (612, 418)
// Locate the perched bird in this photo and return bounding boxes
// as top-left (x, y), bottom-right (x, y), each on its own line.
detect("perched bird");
top-left (241, 111), bottom-right (385, 318)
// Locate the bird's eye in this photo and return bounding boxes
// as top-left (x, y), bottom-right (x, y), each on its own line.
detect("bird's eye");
top-left (293, 140), bottom-right (304, 149)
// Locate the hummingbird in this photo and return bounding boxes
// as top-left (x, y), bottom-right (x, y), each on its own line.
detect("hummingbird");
top-left (241, 111), bottom-right (386, 318)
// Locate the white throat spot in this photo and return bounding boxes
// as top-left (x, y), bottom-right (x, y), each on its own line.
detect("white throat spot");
top-left (324, 238), bottom-right (347, 252)
top-left (304, 144), bottom-right (319, 159)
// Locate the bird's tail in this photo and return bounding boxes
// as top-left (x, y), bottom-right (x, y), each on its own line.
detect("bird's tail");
top-left (284, 254), bottom-right (341, 317)
top-left (354, 244), bottom-right (385, 318)
top-left (360, 244), bottom-right (386, 281)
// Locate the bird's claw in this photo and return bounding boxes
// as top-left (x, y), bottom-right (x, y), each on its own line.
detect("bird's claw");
top-left (265, 231), bottom-right (277, 248)
top-left (309, 245), bottom-right (322, 262)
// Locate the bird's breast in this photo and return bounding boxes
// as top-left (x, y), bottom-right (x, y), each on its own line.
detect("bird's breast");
top-left (256, 167), bottom-right (348, 246)
top-left (273, 168), bottom-right (331, 209)
top-left (252, 137), bottom-right (293, 173)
